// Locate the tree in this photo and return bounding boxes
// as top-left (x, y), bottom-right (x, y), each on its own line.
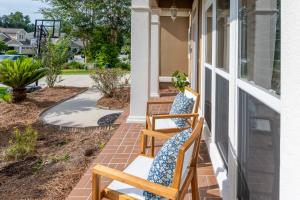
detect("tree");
top-left (0, 12), bottom-right (35, 32)
top-left (0, 58), bottom-right (47, 102)
top-left (42, 37), bottom-right (71, 87)
top-left (41, 0), bottom-right (131, 62)
top-left (41, 0), bottom-right (103, 61)
top-left (0, 41), bottom-right (8, 53)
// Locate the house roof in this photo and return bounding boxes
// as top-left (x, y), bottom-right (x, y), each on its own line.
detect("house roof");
top-left (0, 27), bottom-right (26, 34)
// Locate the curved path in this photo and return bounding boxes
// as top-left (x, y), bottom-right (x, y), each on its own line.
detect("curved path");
top-left (41, 88), bottom-right (123, 128)
top-left (40, 75), bottom-right (123, 128)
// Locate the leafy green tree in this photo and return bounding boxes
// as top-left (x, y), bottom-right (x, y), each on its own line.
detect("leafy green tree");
top-left (0, 12), bottom-right (34, 32)
top-left (0, 58), bottom-right (47, 102)
top-left (0, 41), bottom-right (8, 53)
top-left (41, 0), bottom-right (131, 61)
top-left (42, 37), bottom-right (71, 87)
top-left (96, 44), bottom-right (120, 68)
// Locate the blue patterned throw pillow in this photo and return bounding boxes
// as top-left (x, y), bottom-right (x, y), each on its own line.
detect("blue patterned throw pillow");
top-left (143, 128), bottom-right (192, 200)
top-left (170, 92), bottom-right (194, 128)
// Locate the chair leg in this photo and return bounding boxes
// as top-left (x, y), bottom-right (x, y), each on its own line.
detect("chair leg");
top-left (141, 134), bottom-right (147, 154)
top-left (92, 173), bottom-right (101, 200)
top-left (191, 169), bottom-right (199, 200)
top-left (151, 136), bottom-right (155, 157)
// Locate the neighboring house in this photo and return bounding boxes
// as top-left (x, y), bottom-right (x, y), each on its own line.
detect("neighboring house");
top-left (129, 0), bottom-right (298, 199)
top-left (0, 28), bottom-right (36, 55)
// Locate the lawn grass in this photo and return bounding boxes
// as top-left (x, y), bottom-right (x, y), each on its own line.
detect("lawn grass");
top-left (61, 69), bottom-right (95, 75)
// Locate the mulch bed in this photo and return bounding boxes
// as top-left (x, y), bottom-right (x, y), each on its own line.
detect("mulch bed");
top-left (97, 87), bottom-right (130, 110)
top-left (0, 87), bottom-right (117, 200)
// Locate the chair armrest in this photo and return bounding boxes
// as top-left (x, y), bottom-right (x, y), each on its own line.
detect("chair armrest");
top-left (142, 129), bottom-right (175, 140)
top-left (152, 113), bottom-right (199, 119)
top-left (147, 100), bottom-right (174, 105)
top-left (93, 165), bottom-right (178, 200)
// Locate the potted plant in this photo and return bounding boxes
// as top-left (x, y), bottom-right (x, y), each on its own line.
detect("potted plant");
top-left (171, 70), bottom-right (190, 92)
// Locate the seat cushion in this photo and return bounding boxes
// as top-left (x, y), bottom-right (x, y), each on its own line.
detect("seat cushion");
top-left (150, 117), bottom-right (179, 130)
top-left (170, 92), bottom-right (194, 128)
top-left (107, 156), bottom-right (154, 199)
top-left (143, 128), bottom-right (192, 199)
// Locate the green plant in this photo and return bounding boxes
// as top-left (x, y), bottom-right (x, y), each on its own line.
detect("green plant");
top-left (42, 37), bottom-right (71, 87)
top-left (5, 126), bottom-right (38, 160)
top-left (118, 62), bottom-right (130, 71)
top-left (96, 44), bottom-right (120, 68)
top-left (32, 158), bottom-right (44, 171)
top-left (5, 49), bottom-right (18, 55)
top-left (171, 71), bottom-right (190, 92)
top-left (0, 58), bottom-right (47, 102)
top-left (98, 143), bottom-right (105, 150)
top-left (90, 68), bottom-right (126, 98)
top-left (0, 87), bottom-right (12, 102)
top-left (50, 153), bottom-right (70, 163)
top-left (0, 40), bottom-right (8, 53)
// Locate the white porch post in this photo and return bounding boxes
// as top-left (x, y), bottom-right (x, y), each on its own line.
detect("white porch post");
top-left (281, 1), bottom-right (300, 198)
top-left (150, 9), bottom-right (160, 98)
top-left (127, 0), bottom-right (151, 123)
top-left (18, 46), bottom-right (22, 54)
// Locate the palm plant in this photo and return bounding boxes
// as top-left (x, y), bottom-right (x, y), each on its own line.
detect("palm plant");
top-left (0, 58), bottom-right (47, 103)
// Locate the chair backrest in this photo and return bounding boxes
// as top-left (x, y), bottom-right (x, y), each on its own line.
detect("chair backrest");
top-left (184, 87), bottom-right (200, 114)
top-left (172, 118), bottom-right (204, 189)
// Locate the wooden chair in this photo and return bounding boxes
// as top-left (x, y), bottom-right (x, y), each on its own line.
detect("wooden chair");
top-left (92, 118), bottom-right (204, 200)
top-left (146, 87), bottom-right (200, 132)
top-left (146, 87), bottom-right (200, 156)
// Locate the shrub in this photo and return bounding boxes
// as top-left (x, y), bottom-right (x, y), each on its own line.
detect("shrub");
top-left (42, 37), bottom-right (71, 87)
top-left (5, 50), bottom-right (18, 55)
top-left (0, 58), bottom-right (47, 102)
top-left (5, 126), bottom-right (38, 160)
top-left (0, 87), bottom-right (12, 102)
top-left (90, 68), bottom-right (126, 98)
top-left (171, 71), bottom-right (190, 92)
top-left (96, 44), bottom-right (120, 68)
top-left (63, 61), bottom-right (86, 70)
top-left (118, 62), bottom-right (130, 71)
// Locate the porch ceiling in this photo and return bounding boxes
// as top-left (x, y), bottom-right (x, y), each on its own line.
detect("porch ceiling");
top-left (157, 0), bottom-right (194, 9)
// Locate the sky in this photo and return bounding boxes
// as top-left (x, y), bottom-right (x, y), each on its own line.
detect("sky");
top-left (0, 0), bottom-right (49, 23)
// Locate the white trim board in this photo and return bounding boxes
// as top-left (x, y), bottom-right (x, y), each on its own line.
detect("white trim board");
top-left (202, 123), bottom-right (228, 199)
top-left (159, 76), bottom-right (172, 82)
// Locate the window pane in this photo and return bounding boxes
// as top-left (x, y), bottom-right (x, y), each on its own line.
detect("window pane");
top-left (205, 68), bottom-right (212, 130)
top-left (215, 75), bottom-right (229, 166)
top-left (217, 0), bottom-right (230, 71)
top-left (238, 89), bottom-right (280, 200)
top-left (205, 6), bottom-right (213, 65)
top-left (239, 0), bottom-right (281, 95)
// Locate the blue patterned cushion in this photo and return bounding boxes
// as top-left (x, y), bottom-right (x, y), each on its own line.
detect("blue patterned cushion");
top-left (143, 128), bottom-right (192, 200)
top-left (170, 92), bottom-right (194, 128)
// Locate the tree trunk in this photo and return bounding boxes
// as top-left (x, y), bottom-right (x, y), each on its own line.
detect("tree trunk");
top-left (12, 88), bottom-right (27, 103)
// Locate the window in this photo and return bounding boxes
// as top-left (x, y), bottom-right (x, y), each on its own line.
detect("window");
top-left (205, 5), bottom-right (213, 65)
top-left (237, 90), bottom-right (280, 200)
top-left (216, 0), bottom-right (230, 71)
top-left (239, 0), bottom-right (281, 95)
top-left (215, 74), bottom-right (229, 166)
top-left (205, 68), bottom-right (212, 130)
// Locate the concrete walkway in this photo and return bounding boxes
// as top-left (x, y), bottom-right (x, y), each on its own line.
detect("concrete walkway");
top-left (41, 88), bottom-right (123, 128)
top-left (40, 75), bottom-right (123, 128)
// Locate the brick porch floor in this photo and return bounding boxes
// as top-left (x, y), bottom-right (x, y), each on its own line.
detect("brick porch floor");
top-left (67, 96), bottom-right (222, 200)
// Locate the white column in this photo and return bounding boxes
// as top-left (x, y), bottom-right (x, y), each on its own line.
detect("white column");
top-left (127, 0), bottom-right (151, 123)
top-left (18, 46), bottom-right (22, 54)
top-left (150, 9), bottom-right (160, 98)
top-left (281, 1), bottom-right (300, 199)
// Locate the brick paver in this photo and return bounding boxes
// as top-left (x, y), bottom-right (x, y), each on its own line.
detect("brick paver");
top-left (67, 96), bottom-right (222, 200)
